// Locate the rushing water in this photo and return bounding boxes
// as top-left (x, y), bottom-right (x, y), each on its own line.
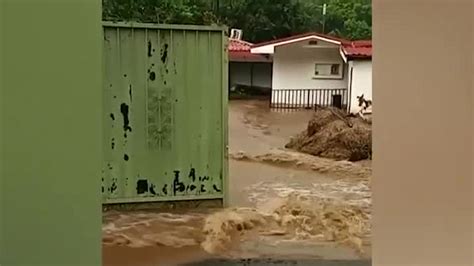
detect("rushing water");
top-left (103, 160), bottom-right (371, 264)
top-left (102, 100), bottom-right (372, 266)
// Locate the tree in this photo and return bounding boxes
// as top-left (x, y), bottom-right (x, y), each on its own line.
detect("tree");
top-left (102, 0), bottom-right (372, 42)
top-left (323, 0), bottom-right (372, 40)
top-left (217, 0), bottom-right (313, 42)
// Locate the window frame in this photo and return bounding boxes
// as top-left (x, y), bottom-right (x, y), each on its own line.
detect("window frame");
top-left (313, 62), bottom-right (344, 80)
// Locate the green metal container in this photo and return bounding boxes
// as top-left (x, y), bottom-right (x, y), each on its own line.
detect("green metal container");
top-left (102, 22), bottom-right (229, 206)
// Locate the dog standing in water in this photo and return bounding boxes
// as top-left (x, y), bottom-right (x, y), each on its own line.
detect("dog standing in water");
top-left (356, 94), bottom-right (372, 120)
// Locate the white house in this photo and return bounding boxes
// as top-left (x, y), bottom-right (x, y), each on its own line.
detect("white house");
top-left (250, 32), bottom-right (372, 114)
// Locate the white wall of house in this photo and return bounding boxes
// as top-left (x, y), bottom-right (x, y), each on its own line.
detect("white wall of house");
top-left (272, 42), bottom-right (348, 90)
top-left (348, 60), bottom-right (372, 114)
top-left (271, 41), bottom-right (348, 106)
top-left (229, 62), bottom-right (272, 89)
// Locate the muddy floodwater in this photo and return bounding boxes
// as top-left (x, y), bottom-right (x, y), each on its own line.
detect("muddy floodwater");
top-left (103, 100), bottom-right (372, 266)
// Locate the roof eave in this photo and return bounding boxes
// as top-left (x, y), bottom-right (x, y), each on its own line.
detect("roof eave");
top-left (347, 56), bottom-right (372, 60)
top-left (251, 33), bottom-right (348, 54)
top-left (339, 47), bottom-right (348, 63)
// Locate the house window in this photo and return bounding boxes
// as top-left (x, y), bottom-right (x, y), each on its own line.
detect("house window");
top-left (314, 63), bottom-right (343, 79)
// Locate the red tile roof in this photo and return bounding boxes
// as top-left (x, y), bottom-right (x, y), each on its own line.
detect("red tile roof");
top-left (228, 38), bottom-right (272, 62)
top-left (249, 32), bottom-right (371, 60)
top-left (343, 40), bottom-right (372, 59)
top-left (350, 40), bottom-right (372, 47)
top-left (228, 35), bottom-right (371, 62)
top-left (229, 52), bottom-right (272, 62)
top-left (228, 38), bottom-right (253, 52)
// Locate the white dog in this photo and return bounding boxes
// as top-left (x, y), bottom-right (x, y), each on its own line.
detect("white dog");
top-left (356, 94), bottom-right (372, 119)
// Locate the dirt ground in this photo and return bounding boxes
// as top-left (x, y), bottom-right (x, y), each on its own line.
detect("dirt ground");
top-left (102, 99), bottom-right (372, 266)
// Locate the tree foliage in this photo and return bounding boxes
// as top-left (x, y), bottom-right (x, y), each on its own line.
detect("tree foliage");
top-left (102, 0), bottom-right (371, 42)
top-left (324, 0), bottom-right (372, 40)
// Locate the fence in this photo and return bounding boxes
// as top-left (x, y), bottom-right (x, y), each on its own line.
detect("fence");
top-left (270, 88), bottom-right (348, 110)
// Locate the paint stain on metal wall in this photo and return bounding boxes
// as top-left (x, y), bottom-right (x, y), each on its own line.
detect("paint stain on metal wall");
top-left (136, 179), bottom-right (148, 194)
top-left (149, 71), bottom-right (156, 81)
top-left (120, 103), bottom-right (132, 135)
top-left (160, 43), bottom-right (168, 63)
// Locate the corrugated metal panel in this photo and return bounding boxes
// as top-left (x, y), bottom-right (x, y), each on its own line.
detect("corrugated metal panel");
top-left (101, 22), bottom-right (228, 204)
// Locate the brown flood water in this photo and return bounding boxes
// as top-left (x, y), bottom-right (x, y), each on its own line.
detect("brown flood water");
top-left (103, 246), bottom-right (212, 266)
top-left (103, 100), bottom-right (372, 266)
top-left (228, 99), bottom-right (314, 155)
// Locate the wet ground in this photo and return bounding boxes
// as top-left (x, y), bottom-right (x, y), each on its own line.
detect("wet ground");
top-left (184, 259), bottom-right (371, 266)
top-left (103, 99), bottom-right (372, 266)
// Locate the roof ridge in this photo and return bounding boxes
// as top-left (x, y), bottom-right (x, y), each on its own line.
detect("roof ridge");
top-left (251, 32), bottom-right (350, 48)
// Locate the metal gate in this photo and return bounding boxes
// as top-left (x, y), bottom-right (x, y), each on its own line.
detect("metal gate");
top-left (101, 22), bottom-right (228, 205)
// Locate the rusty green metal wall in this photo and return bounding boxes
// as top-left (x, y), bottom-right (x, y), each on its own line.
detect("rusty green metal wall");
top-left (102, 22), bottom-right (228, 205)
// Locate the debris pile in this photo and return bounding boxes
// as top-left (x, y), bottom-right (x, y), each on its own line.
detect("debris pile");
top-left (285, 107), bottom-right (372, 161)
